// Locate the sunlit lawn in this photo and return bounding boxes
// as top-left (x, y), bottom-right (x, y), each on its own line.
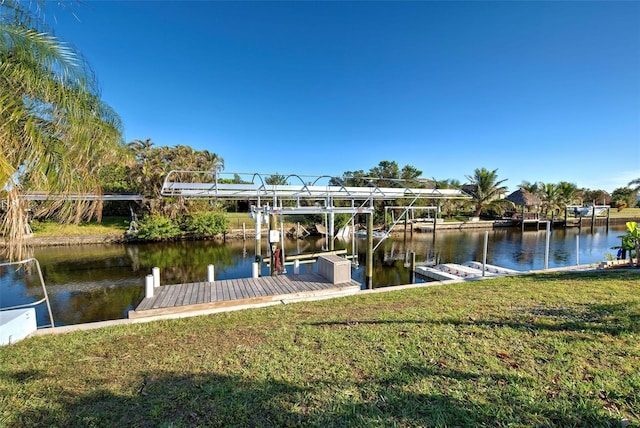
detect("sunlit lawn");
top-left (1, 270), bottom-right (638, 427)
top-left (30, 217), bottom-right (130, 237)
top-left (609, 207), bottom-right (640, 219)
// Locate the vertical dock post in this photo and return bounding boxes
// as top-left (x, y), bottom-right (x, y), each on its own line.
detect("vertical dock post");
top-left (365, 211), bottom-right (374, 289)
top-left (252, 262), bottom-right (259, 278)
top-left (145, 275), bottom-right (154, 299)
top-left (255, 208), bottom-right (262, 275)
top-left (544, 221), bottom-right (550, 270)
top-left (152, 267), bottom-right (160, 288)
top-left (404, 214), bottom-right (407, 241)
top-left (590, 203), bottom-right (596, 233)
top-left (207, 264), bottom-right (215, 282)
top-left (432, 207), bottom-right (437, 236)
top-left (482, 231), bottom-right (488, 277)
top-left (280, 213), bottom-right (287, 273)
top-left (329, 210), bottom-right (335, 251)
top-left (270, 209), bottom-right (277, 277)
top-left (576, 235), bottom-right (580, 265)
top-left (606, 207), bottom-right (610, 232)
top-left (294, 259), bottom-right (300, 275)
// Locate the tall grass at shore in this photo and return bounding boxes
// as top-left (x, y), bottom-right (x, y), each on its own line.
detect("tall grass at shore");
top-left (1, 270), bottom-right (638, 427)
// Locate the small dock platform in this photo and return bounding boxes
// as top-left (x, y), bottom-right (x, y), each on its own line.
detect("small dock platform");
top-left (415, 261), bottom-right (521, 281)
top-left (129, 273), bottom-right (361, 319)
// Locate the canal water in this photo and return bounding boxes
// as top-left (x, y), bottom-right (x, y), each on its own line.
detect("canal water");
top-left (0, 225), bottom-right (630, 326)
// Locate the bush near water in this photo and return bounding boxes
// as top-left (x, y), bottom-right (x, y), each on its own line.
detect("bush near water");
top-left (135, 212), bottom-right (228, 241)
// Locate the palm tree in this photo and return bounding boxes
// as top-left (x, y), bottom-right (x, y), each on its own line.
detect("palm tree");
top-left (556, 181), bottom-right (579, 207)
top-left (1, 1), bottom-right (124, 259)
top-left (465, 168), bottom-right (512, 217)
top-left (518, 181), bottom-right (542, 197)
top-left (539, 182), bottom-right (560, 217)
top-left (629, 178), bottom-right (640, 193)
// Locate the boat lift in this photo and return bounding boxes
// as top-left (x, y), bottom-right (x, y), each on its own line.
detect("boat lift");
top-left (160, 171), bottom-right (469, 288)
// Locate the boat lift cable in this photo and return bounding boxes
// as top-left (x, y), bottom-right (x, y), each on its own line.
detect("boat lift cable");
top-left (371, 178), bottom-right (421, 252)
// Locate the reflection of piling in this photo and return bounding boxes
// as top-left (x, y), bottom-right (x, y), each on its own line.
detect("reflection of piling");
top-left (409, 251), bottom-right (415, 283)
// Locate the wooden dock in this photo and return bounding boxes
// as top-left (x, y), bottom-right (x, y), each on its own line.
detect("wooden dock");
top-left (129, 273), bottom-right (361, 319)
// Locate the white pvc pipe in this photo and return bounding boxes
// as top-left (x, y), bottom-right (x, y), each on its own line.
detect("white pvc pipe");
top-left (207, 264), bottom-right (215, 282)
top-left (152, 267), bottom-right (160, 288)
top-left (576, 235), bottom-right (580, 265)
top-left (482, 231), bottom-right (488, 277)
top-left (252, 262), bottom-right (259, 278)
top-left (544, 221), bottom-right (551, 270)
top-left (280, 213), bottom-right (286, 273)
top-left (145, 274), bottom-right (154, 299)
top-left (294, 259), bottom-right (300, 275)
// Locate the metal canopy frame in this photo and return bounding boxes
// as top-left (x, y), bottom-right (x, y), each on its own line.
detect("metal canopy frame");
top-left (160, 171), bottom-right (468, 205)
top-left (160, 170), bottom-right (470, 287)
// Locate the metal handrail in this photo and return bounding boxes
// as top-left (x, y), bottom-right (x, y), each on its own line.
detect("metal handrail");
top-left (0, 258), bottom-right (55, 328)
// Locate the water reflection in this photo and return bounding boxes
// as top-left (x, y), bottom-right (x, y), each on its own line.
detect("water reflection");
top-left (0, 225), bottom-right (629, 326)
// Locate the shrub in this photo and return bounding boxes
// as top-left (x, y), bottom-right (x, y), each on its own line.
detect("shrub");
top-left (183, 211), bottom-right (228, 237)
top-left (136, 215), bottom-right (182, 241)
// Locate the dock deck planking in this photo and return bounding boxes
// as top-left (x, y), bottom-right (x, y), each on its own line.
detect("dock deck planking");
top-left (238, 279), bottom-right (251, 299)
top-left (197, 282), bottom-right (206, 305)
top-left (204, 282), bottom-right (211, 303)
top-left (129, 273), bottom-right (360, 319)
top-left (233, 280), bottom-right (242, 298)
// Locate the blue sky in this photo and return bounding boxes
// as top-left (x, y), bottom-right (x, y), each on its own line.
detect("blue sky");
top-left (48, 1), bottom-right (639, 193)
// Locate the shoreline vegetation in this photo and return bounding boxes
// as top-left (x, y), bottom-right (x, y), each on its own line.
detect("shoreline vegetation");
top-left (1, 270), bottom-right (638, 426)
top-left (1, 209), bottom-right (639, 248)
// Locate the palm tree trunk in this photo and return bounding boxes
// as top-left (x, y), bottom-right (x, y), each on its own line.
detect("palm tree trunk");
top-left (2, 186), bottom-right (30, 260)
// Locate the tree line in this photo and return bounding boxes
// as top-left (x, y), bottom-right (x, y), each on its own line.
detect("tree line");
top-left (1, 1), bottom-right (639, 258)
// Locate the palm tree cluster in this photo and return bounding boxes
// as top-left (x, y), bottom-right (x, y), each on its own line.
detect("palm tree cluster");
top-left (464, 168), bottom-right (513, 217)
top-left (1, 1), bottom-right (124, 258)
top-left (518, 180), bottom-right (582, 216)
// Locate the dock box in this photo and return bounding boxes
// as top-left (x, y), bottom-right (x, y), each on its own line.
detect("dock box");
top-left (1, 308), bottom-right (37, 346)
top-left (318, 255), bottom-right (351, 284)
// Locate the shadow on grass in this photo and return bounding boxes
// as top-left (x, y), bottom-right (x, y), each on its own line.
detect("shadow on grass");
top-left (307, 301), bottom-right (639, 336)
top-left (522, 269), bottom-right (639, 283)
top-left (4, 365), bottom-right (627, 428)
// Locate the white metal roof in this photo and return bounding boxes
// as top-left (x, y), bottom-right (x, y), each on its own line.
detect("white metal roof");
top-left (160, 171), bottom-right (470, 202)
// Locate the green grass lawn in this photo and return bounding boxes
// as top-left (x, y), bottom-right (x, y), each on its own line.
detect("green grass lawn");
top-left (609, 207), bottom-right (640, 219)
top-left (1, 270), bottom-right (638, 427)
top-left (30, 217), bottom-right (131, 237)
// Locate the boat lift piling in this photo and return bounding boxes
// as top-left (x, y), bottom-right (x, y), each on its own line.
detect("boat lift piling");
top-left (160, 171), bottom-right (469, 287)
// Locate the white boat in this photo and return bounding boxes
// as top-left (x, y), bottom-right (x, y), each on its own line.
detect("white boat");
top-left (353, 230), bottom-right (387, 240)
top-left (569, 206), bottom-right (607, 217)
